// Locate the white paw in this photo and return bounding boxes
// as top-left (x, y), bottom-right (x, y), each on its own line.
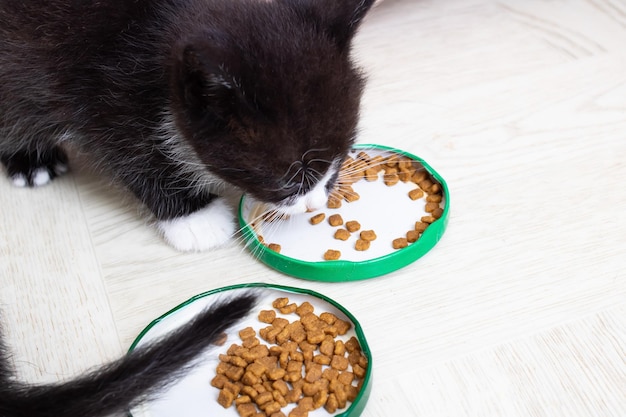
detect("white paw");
top-left (10, 174), bottom-right (28, 188)
top-left (32, 168), bottom-right (52, 186)
top-left (156, 198), bottom-right (236, 252)
top-left (9, 164), bottom-right (68, 188)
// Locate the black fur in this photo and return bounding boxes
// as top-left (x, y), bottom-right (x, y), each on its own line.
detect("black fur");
top-left (0, 292), bottom-right (257, 417)
top-left (0, 0), bottom-right (375, 219)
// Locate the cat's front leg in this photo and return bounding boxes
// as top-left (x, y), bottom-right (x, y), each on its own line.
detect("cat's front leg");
top-left (155, 196), bottom-right (236, 252)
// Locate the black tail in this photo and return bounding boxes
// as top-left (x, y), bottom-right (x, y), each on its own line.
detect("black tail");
top-left (0, 292), bottom-right (257, 417)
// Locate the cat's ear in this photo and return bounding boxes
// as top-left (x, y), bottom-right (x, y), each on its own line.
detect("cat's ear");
top-left (284, 0), bottom-right (376, 50)
top-left (172, 41), bottom-right (242, 124)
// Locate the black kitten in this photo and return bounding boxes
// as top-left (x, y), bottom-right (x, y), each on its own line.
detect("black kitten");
top-left (0, 0), bottom-right (376, 251)
top-left (0, 293), bottom-right (257, 417)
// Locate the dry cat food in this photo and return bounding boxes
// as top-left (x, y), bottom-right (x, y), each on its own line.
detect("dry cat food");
top-left (328, 214), bottom-right (343, 227)
top-left (323, 151), bottom-right (444, 254)
top-left (354, 239), bottom-right (370, 251)
top-left (211, 298), bottom-right (368, 417)
top-left (344, 221), bottom-right (361, 233)
top-left (309, 213), bottom-right (326, 225)
top-left (268, 243), bottom-right (282, 254)
top-left (333, 229), bottom-right (350, 241)
top-left (323, 249), bottom-right (342, 261)
top-left (257, 150), bottom-right (444, 260)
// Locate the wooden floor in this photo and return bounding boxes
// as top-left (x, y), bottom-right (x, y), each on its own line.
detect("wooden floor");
top-left (2, 0), bottom-right (625, 415)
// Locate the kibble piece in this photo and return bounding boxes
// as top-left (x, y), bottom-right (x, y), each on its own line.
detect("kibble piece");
top-left (242, 337), bottom-right (260, 349)
top-left (426, 194), bottom-right (442, 203)
top-left (325, 393), bottom-right (339, 413)
top-left (432, 207), bottom-right (444, 219)
top-left (305, 364), bottom-right (323, 383)
top-left (399, 169), bottom-right (414, 182)
top-left (359, 230), bottom-right (377, 241)
top-left (258, 310), bottom-right (276, 324)
top-left (239, 327), bottom-right (257, 340)
top-left (224, 365), bottom-right (245, 381)
top-left (218, 388), bottom-right (236, 408)
top-left (421, 215), bottom-right (436, 224)
top-left (273, 379), bottom-right (290, 396)
top-left (334, 229), bottom-right (350, 241)
top-left (247, 362), bottom-right (267, 377)
top-left (242, 370), bottom-right (261, 386)
top-left (313, 389), bottom-right (329, 410)
top-left (313, 354), bottom-right (331, 365)
top-left (384, 174), bottom-right (400, 186)
top-left (364, 168), bottom-right (379, 181)
top-left (286, 360), bottom-right (303, 373)
top-left (243, 345), bottom-right (270, 362)
top-left (268, 243), bottom-right (282, 253)
top-left (298, 397), bottom-right (315, 412)
top-left (418, 179), bottom-right (434, 192)
top-left (330, 355), bottom-right (349, 371)
top-left (296, 301), bottom-right (314, 316)
top-left (353, 363), bottom-right (366, 379)
top-left (415, 222), bottom-right (429, 232)
top-left (211, 374), bottom-right (229, 389)
top-left (392, 237), bottom-right (409, 249)
top-left (334, 319), bottom-right (351, 335)
top-left (334, 384), bottom-right (348, 409)
top-left (236, 402), bottom-right (257, 417)
top-left (341, 156), bottom-right (354, 169)
top-left (273, 391), bottom-right (288, 407)
top-left (356, 151), bottom-right (370, 160)
top-left (284, 371), bottom-right (302, 383)
top-left (326, 197), bottom-right (342, 209)
top-left (406, 230), bottom-right (420, 243)
top-left (340, 185), bottom-right (360, 202)
top-left (213, 332), bottom-right (228, 346)
top-left (273, 298), bottom-right (290, 309)
top-left (319, 312), bottom-right (337, 325)
top-left (288, 407), bottom-right (308, 417)
top-left (354, 239), bottom-right (370, 251)
top-left (319, 338), bottom-right (335, 357)
top-left (285, 386), bottom-right (303, 404)
top-left (385, 154), bottom-right (399, 167)
top-left (412, 170), bottom-right (427, 184)
top-left (267, 367), bottom-right (286, 381)
top-left (309, 213), bottom-right (325, 225)
top-left (279, 303), bottom-right (297, 314)
top-left (344, 336), bottom-right (361, 353)
top-left (264, 401), bottom-right (282, 415)
top-left (408, 188), bottom-right (424, 200)
top-left (328, 214), bottom-right (343, 226)
top-left (306, 328), bottom-right (326, 344)
top-left (255, 391), bottom-right (274, 407)
top-left (323, 249), bottom-right (341, 261)
top-left (425, 202), bottom-right (440, 213)
top-left (430, 183), bottom-right (441, 193)
top-left (345, 221), bottom-right (361, 232)
top-left (235, 395), bottom-right (252, 405)
top-left (338, 371), bottom-right (355, 385)
top-left (334, 340), bottom-right (346, 356)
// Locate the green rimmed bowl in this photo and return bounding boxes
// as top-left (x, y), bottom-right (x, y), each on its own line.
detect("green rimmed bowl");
top-left (128, 283), bottom-right (372, 417)
top-left (238, 144), bottom-right (450, 281)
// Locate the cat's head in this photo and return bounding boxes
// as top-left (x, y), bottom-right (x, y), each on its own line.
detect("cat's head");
top-left (169, 0), bottom-right (376, 215)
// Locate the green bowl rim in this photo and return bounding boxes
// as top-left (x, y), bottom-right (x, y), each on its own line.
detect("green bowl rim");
top-left (128, 283), bottom-right (373, 417)
top-left (238, 143), bottom-right (450, 281)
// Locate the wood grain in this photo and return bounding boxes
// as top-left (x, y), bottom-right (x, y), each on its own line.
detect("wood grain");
top-left (1, 0), bottom-right (625, 415)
